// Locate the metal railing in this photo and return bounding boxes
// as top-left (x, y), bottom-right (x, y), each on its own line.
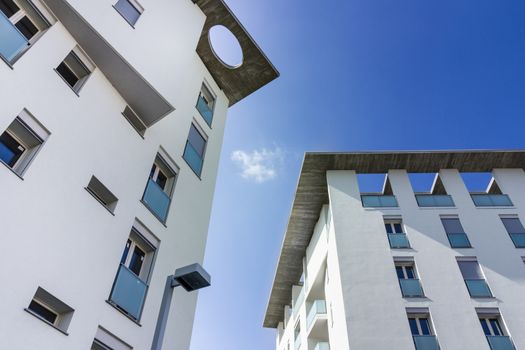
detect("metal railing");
top-left (143, 179), bottom-right (171, 222)
top-left (109, 264), bottom-right (148, 320)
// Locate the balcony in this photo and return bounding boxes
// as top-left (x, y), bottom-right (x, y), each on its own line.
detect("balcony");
top-left (109, 264), bottom-right (148, 320)
top-left (509, 233), bottom-right (525, 248)
top-left (142, 179), bottom-right (171, 222)
top-left (447, 233), bottom-right (471, 248)
top-left (471, 194), bottom-right (513, 207)
top-left (465, 279), bottom-right (492, 298)
top-left (399, 279), bottom-right (424, 298)
top-left (313, 342), bottom-right (330, 350)
top-left (415, 194), bottom-right (454, 207)
top-left (196, 95), bottom-right (213, 126)
top-left (413, 335), bottom-right (439, 350)
top-left (293, 287), bottom-right (305, 317)
top-left (294, 336), bottom-right (301, 350)
top-left (486, 336), bottom-right (515, 350)
top-left (388, 233), bottom-right (410, 248)
top-left (307, 300), bottom-right (327, 330)
top-left (0, 12), bottom-right (28, 63)
top-left (183, 141), bottom-right (203, 176)
top-left (361, 195), bottom-right (398, 208)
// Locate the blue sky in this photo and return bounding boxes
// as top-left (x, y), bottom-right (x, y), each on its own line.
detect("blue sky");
top-left (190, 0), bottom-right (525, 349)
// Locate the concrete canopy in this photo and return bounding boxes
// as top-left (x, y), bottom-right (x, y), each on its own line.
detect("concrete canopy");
top-left (264, 150), bottom-right (525, 328)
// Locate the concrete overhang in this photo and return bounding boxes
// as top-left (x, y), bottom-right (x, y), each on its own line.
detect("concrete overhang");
top-left (264, 150), bottom-right (525, 328)
top-left (192, 0), bottom-right (279, 106)
top-left (42, 0), bottom-right (174, 128)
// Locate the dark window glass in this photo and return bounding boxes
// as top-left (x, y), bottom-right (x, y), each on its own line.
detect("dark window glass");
top-left (405, 266), bottom-right (415, 279)
top-left (28, 300), bottom-right (57, 324)
top-left (0, 131), bottom-right (24, 166)
top-left (56, 61), bottom-right (79, 87)
top-left (129, 245), bottom-right (145, 276)
top-left (441, 218), bottom-right (465, 233)
top-left (396, 266), bottom-right (404, 279)
top-left (155, 170), bottom-right (167, 190)
top-left (408, 318), bottom-right (419, 335)
top-left (502, 218), bottom-right (525, 234)
top-left (15, 16), bottom-right (38, 40)
top-left (187, 125), bottom-right (206, 157)
top-left (480, 319), bottom-right (491, 335)
top-left (490, 319), bottom-right (502, 336)
top-left (120, 239), bottom-right (131, 265)
top-left (385, 223), bottom-right (393, 234)
top-left (149, 164), bottom-right (156, 179)
top-left (458, 261), bottom-right (483, 280)
top-left (114, 0), bottom-right (141, 25)
top-left (393, 223), bottom-right (403, 233)
top-left (0, 0), bottom-right (19, 18)
top-left (419, 318), bottom-right (430, 335)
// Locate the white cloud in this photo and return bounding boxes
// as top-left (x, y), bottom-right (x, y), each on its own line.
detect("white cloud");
top-left (231, 147), bottom-right (283, 183)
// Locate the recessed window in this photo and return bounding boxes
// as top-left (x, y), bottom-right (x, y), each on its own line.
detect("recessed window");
top-left (441, 216), bottom-right (471, 248)
top-left (25, 287), bottom-right (74, 334)
top-left (385, 219), bottom-right (410, 248)
top-left (407, 309), bottom-right (439, 350)
top-left (183, 123), bottom-right (207, 177)
top-left (395, 259), bottom-right (424, 298)
top-left (196, 83), bottom-right (215, 126)
top-left (91, 326), bottom-right (132, 350)
top-left (457, 258), bottom-right (493, 298)
top-left (55, 46), bottom-right (95, 94)
top-left (477, 309), bottom-right (515, 350)
top-left (122, 105), bottom-right (146, 136)
top-left (108, 221), bottom-right (159, 321)
top-left (142, 150), bottom-right (178, 222)
top-left (0, 109), bottom-right (50, 177)
top-left (0, 0), bottom-right (53, 64)
top-left (501, 216), bottom-right (525, 248)
top-left (114, 0), bottom-right (143, 26)
top-left (86, 175), bottom-right (118, 214)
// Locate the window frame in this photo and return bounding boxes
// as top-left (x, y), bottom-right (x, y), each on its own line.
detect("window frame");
top-left (440, 215), bottom-right (472, 248)
top-left (183, 121), bottom-right (208, 178)
top-left (113, 0), bottom-right (143, 27)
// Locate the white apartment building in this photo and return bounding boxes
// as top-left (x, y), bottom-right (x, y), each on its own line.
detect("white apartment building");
top-left (0, 0), bottom-right (277, 348)
top-left (265, 151), bottom-right (525, 350)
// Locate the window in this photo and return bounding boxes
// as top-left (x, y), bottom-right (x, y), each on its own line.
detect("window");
top-left (55, 46), bottom-right (94, 94)
top-left (25, 287), bottom-right (74, 334)
top-left (457, 259), bottom-right (493, 298)
top-left (142, 150), bottom-right (178, 222)
top-left (395, 260), bottom-right (424, 297)
top-left (501, 217), bottom-right (525, 248)
top-left (114, 0), bottom-right (143, 26)
top-left (441, 217), bottom-right (471, 248)
top-left (91, 326), bottom-right (132, 350)
top-left (0, 0), bottom-right (52, 64)
top-left (478, 309), bottom-right (515, 350)
top-left (0, 109), bottom-right (50, 177)
top-left (409, 173), bottom-right (455, 207)
top-left (196, 83), bottom-right (215, 126)
top-left (86, 176), bottom-right (118, 214)
top-left (385, 219), bottom-right (410, 248)
top-left (121, 105), bottom-right (146, 136)
top-left (407, 310), bottom-right (439, 350)
top-left (108, 221), bottom-right (159, 321)
top-left (183, 123), bottom-right (207, 177)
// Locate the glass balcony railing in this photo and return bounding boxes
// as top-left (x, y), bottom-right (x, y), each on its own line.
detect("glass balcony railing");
top-left (399, 279), bottom-right (424, 297)
top-left (509, 233), bottom-right (525, 248)
top-left (307, 300), bottom-right (327, 329)
top-left (361, 195), bottom-right (398, 208)
top-left (486, 336), bottom-right (515, 350)
top-left (293, 288), bottom-right (305, 317)
top-left (465, 279), bottom-right (492, 298)
top-left (314, 342), bottom-right (330, 350)
top-left (183, 142), bottom-right (203, 176)
top-left (447, 233), bottom-right (471, 248)
top-left (0, 12), bottom-right (28, 63)
top-left (109, 264), bottom-right (148, 320)
top-left (196, 96), bottom-right (214, 126)
top-left (294, 336), bottom-right (301, 350)
top-left (471, 194), bottom-right (513, 207)
top-left (415, 194), bottom-right (455, 207)
top-left (413, 335), bottom-right (439, 350)
top-left (142, 179), bottom-right (171, 222)
top-left (388, 233), bottom-right (411, 248)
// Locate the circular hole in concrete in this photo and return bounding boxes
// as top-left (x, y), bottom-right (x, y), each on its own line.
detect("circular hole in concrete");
top-left (208, 25), bottom-right (243, 69)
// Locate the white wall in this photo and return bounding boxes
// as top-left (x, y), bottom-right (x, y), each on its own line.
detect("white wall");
top-left (0, 1), bottom-right (230, 349)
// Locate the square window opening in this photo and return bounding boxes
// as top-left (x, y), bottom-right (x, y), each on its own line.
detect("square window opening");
top-left (55, 47), bottom-right (94, 94)
top-left (114, 0), bottom-right (143, 26)
top-left (86, 175), bottom-right (118, 213)
top-left (25, 287), bottom-right (74, 334)
top-left (122, 105), bottom-right (146, 136)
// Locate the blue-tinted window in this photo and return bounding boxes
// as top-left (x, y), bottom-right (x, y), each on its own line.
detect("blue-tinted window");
top-left (0, 131), bottom-right (24, 166)
top-left (114, 0), bottom-right (141, 26)
top-left (183, 124), bottom-right (207, 176)
top-left (409, 318), bottom-right (419, 335)
top-left (419, 318), bottom-right (430, 335)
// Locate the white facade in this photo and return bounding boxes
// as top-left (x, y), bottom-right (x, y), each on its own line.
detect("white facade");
top-left (0, 0), bottom-right (277, 349)
top-left (267, 152), bottom-right (525, 350)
